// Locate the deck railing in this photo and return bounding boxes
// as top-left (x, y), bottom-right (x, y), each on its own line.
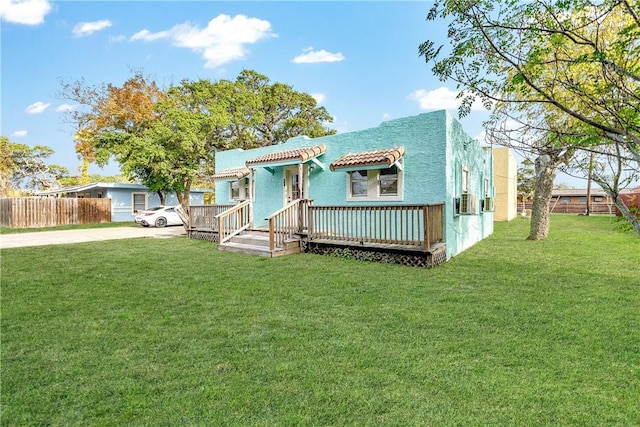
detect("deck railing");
top-left (267, 199), bottom-right (311, 251)
top-left (216, 200), bottom-right (251, 243)
top-left (189, 204), bottom-right (235, 230)
top-left (308, 203), bottom-right (444, 251)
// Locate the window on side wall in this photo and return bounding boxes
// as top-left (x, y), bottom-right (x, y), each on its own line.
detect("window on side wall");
top-left (483, 177), bottom-right (494, 212)
top-left (347, 164), bottom-right (402, 201)
top-left (462, 168), bottom-right (470, 194)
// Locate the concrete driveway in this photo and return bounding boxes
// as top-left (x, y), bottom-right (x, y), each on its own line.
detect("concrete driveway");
top-left (0, 225), bottom-right (186, 249)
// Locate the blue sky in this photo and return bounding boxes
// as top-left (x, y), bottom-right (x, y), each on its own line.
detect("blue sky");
top-left (4, 0), bottom-right (546, 183)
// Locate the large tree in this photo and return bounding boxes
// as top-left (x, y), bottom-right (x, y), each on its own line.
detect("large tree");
top-left (60, 70), bottom-right (336, 209)
top-left (420, 0), bottom-right (640, 238)
top-left (0, 136), bottom-right (68, 195)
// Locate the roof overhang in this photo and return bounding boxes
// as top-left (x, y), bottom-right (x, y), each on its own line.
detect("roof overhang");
top-left (330, 146), bottom-right (405, 172)
top-left (245, 144), bottom-right (326, 170)
top-left (212, 167), bottom-right (251, 182)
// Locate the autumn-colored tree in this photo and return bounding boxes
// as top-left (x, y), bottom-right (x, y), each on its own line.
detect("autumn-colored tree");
top-left (60, 71), bottom-right (166, 179)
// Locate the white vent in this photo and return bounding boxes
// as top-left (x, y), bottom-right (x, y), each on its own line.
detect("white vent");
top-left (460, 193), bottom-right (477, 214)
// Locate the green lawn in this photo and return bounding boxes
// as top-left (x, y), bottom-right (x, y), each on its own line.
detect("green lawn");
top-left (2, 215), bottom-right (638, 425)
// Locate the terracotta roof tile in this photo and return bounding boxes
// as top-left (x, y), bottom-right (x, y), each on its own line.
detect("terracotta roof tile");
top-left (330, 146), bottom-right (405, 171)
top-left (212, 167), bottom-right (250, 181)
top-left (246, 144), bottom-right (326, 167)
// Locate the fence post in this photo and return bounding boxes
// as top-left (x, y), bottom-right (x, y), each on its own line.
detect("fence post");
top-left (423, 205), bottom-right (430, 251)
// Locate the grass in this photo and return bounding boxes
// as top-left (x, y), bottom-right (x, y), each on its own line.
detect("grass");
top-left (1, 215), bottom-right (638, 425)
top-left (0, 221), bottom-right (137, 234)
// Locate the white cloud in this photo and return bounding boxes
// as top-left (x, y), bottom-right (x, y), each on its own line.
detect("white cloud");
top-left (408, 87), bottom-right (487, 112)
top-left (109, 34), bottom-right (127, 43)
top-left (25, 101), bottom-right (50, 114)
top-left (382, 113), bottom-right (392, 121)
top-left (0, 0), bottom-right (51, 25)
top-left (311, 93), bottom-right (325, 104)
top-left (56, 103), bottom-right (77, 112)
top-left (292, 47), bottom-right (345, 64)
top-left (130, 29), bottom-right (170, 42)
top-left (130, 14), bottom-right (276, 68)
top-left (12, 130), bottom-right (27, 137)
top-left (72, 19), bottom-right (112, 37)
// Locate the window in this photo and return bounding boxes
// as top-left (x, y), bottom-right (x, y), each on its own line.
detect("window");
top-left (579, 197), bottom-right (587, 203)
top-left (562, 197), bottom-right (570, 204)
top-left (132, 193), bottom-right (147, 213)
top-left (462, 168), bottom-right (470, 194)
top-left (379, 167), bottom-right (398, 196)
top-left (350, 170), bottom-right (368, 197)
top-left (96, 191), bottom-right (103, 198)
top-left (482, 177), bottom-right (494, 212)
top-left (230, 179), bottom-right (249, 201)
top-left (347, 165), bottom-right (402, 201)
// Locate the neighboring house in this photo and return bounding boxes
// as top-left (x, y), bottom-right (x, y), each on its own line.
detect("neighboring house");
top-left (191, 110), bottom-right (495, 266)
top-left (492, 147), bottom-right (518, 222)
top-left (522, 188), bottom-right (614, 215)
top-left (37, 182), bottom-right (212, 222)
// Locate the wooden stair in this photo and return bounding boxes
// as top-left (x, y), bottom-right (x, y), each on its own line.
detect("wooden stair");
top-left (218, 230), bottom-right (301, 257)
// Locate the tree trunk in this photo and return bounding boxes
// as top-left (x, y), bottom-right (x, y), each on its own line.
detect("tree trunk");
top-left (157, 191), bottom-right (166, 206)
top-left (611, 194), bottom-right (640, 234)
top-left (528, 154), bottom-right (558, 240)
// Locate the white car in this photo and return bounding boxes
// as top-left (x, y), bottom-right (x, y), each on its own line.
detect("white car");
top-left (135, 206), bottom-right (183, 228)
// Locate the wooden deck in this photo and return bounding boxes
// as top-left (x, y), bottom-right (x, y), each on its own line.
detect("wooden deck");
top-left (187, 201), bottom-right (446, 267)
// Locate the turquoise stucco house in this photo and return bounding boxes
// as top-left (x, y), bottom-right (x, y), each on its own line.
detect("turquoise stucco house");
top-left (208, 110), bottom-right (494, 263)
top-left (38, 182), bottom-right (212, 222)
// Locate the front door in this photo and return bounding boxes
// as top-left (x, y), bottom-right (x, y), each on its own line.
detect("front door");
top-left (284, 165), bottom-right (307, 205)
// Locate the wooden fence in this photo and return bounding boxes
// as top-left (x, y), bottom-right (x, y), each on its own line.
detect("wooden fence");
top-left (0, 198), bottom-right (112, 228)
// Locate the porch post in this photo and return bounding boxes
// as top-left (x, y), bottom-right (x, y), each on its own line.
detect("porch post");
top-left (249, 168), bottom-right (254, 225)
top-left (297, 162), bottom-right (304, 231)
top-left (297, 162), bottom-right (304, 199)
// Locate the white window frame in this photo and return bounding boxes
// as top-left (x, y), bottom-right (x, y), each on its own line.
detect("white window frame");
top-left (132, 192), bottom-right (148, 214)
top-left (347, 163), bottom-right (403, 202)
top-left (229, 178), bottom-right (249, 202)
top-left (462, 167), bottom-right (470, 194)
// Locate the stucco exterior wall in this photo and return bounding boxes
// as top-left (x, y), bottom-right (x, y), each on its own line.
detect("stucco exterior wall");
top-left (444, 113), bottom-right (494, 258)
top-left (215, 110), bottom-right (493, 258)
top-left (492, 147), bottom-right (517, 221)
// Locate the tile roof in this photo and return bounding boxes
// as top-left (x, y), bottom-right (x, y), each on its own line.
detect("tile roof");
top-left (212, 167), bottom-right (250, 181)
top-left (246, 144), bottom-right (326, 167)
top-left (330, 146), bottom-right (405, 171)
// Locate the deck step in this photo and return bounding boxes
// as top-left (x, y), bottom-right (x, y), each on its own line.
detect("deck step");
top-left (217, 230), bottom-right (301, 257)
top-left (231, 232), bottom-right (270, 247)
top-left (218, 241), bottom-right (272, 257)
